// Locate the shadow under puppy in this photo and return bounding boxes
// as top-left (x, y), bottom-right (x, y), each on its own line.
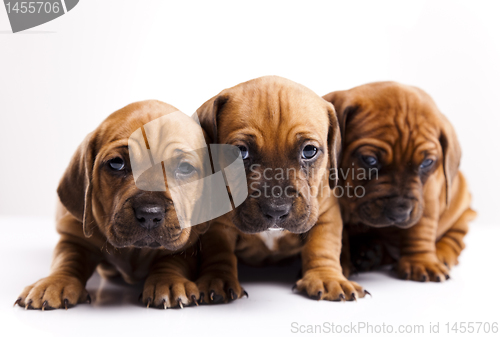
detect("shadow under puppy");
top-left (323, 82), bottom-right (476, 282)
top-left (15, 100), bottom-right (210, 310)
top-left (195, 76), bottom-right (367, 302)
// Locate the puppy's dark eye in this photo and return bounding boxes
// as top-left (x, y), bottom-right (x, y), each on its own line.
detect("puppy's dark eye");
top-left (109, 157), bottom-right (125, 170)
top-left (177, 162), bottom-right (195, 175)
top-left (238, 145), bottom-right (249, 160)
top-left (420, 158), bottom-right (434, 169)
top-left (302, 145), bottom-right (318, 159)
top-left (361, 155), bottom-right (378, 167)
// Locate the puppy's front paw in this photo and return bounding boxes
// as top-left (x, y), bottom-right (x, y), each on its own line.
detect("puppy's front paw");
top-left (398, 253), bottom-right (450, 282)
top-left (15, 275), bottom-right (89, 310)
top-left (294, 268), bottom-right (367, 301)
top-left (435, 241), bottom-right (459, 268)
top-left (196, 274), bottom-right (247, 304)
top-left (142, 275), bottom-right (200, 309)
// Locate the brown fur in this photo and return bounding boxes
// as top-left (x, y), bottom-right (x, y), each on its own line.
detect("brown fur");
top-left (323, 82), bottom-right (476, 282)
top-left (194, 76), bottom-right (366, 302)
top-left (16, 100), bottom-right (209, 309)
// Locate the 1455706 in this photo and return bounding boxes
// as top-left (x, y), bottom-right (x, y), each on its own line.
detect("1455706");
top-left (446, 322), bottom-right (498, 334)
top-left (5, 2), bottom-right (61, 14)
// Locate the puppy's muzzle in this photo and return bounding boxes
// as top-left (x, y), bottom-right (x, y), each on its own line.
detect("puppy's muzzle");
top-left (384, 197), bottom-right (413, 224)
top-left (360, 196), bottom-right (417, 228)
top-left (134, 205), bottom-right (165, 230)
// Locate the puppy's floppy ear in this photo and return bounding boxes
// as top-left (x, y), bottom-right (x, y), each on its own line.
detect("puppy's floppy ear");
top-left (326, 102), bottom-right (342, 189)
top-left (57, 133), bottom-right (97, 237)
top-left (323, 90), bottom-right (356, 143)
top-left (195, 92), bottom-right (230, 143)
top-left (324, 91), bottom-right (359, 189)
top-left (438, 113), bottom-right (462, 206)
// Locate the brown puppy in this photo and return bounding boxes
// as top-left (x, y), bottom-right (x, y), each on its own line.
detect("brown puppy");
top-left (323, 82), bottom-right (476, 282)
top-left (15, 100), bottom-right (210, 309)
top-left (195, 76), bottom-right (367, 302)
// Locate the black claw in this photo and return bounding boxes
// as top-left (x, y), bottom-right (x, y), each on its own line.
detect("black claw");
top-left (291, 284), bottom-right (297, 292)
top-left (444, 262), bottom-right (449, 268)
top-left (364, 290), bottom-right (372, 297)
top-left (64, 298), bottom-right (69, 310)
top-left (421, 275), bottom-right (427, 282)
top-left (13, 297), bottom-right (21, 307)
top-left (86, 294), bottom-right (92, 304)
top-left (339, 293), bottom-right (346, 302)
top-left (191, 295), bottom-right (199, 306)
top-left (138, 292), bottom-right (143, 302)
top-left (229, 288), bottom-right (237, 301)
top-left (403, 272), bottom-right (409, 280)
top-left (42, 301), bottom-right (48, 311)
top-left (445, 274), bottom-right (450, 280)
top-left (350, 292), bottom-right (357, 302)
top-left (316, 291), bottom-right (322, 301)
top-left (199, 293), bottom-right (205, 304)
top-left (243, 290), bottom-right (249, 298)
top-left (436, 276), bottom-right (441, 282)
top-left (25, 299), bottom-right (33, 310)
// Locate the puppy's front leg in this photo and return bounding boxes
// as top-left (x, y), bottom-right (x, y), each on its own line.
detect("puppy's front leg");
top-left (142, 247), bottom-right (200, 309)
top-left (436, 207), bottom-right (475, 268)
top-left (398, 216), bottom-right (451, 282)
top-left (296, 202), bottom-right (366, 301)
top-left (396, 175), bottom-right (452, 282)
top-left (435, 173), bottom-right (476, 268)
top-left (340, 230), bottom-right (354, 278)
top-left (16, 234), bottom-right (100, 310)
top-left (195, 219), bottom-right (246, 304)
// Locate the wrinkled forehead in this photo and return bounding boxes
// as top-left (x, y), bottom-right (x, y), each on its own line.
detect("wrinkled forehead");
top-left (142, 112), bottom-right (206, 152)
top-left (99, 105), bottom-right (207, 157)
top-left (129, 113), bottom-right (207, 167)
top-left (345, 88), bottom-right (441, 153)
top-left (220, 83), bottom-right (330, 142)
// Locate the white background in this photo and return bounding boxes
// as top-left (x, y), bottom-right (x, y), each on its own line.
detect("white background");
top-left (1, 1), bottom-right (499, 336)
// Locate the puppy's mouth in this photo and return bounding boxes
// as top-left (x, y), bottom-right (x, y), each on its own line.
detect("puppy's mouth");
top-left (234, 208), bottom-right (312, 234)
top-left (132, 232), bottom-right (182, 249)
top-left (133, 237), bottom-right (162, 248)
top-left (361, 220), bottom-right (415, 229)
top-left (267, 224), bottom-right (285, 231)
top-left (134, 240), bottom-right (162, 248)
top-left (358, 202), bottom-right (420, 229)
top-left (392, 221), bottom-right (417, 229)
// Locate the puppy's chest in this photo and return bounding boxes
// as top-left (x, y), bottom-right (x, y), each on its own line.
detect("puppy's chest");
top-left (256, 231), bottom-right (288, 251)
top-left (236, 230), bottom-right (304, 265)
top-left (103, 248), bottom-right (159, 284)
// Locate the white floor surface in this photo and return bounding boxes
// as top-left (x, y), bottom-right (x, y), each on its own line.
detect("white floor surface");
top-left (1, 216), bottom-right (498, 337)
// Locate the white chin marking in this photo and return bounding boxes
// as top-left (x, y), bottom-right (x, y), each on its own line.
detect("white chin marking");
top-left (257, 228), bottom-right (286, 251)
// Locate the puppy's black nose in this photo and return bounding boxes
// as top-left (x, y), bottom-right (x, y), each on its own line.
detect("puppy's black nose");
top-left (261, 200), bottom-right (292, 222)
top-left (384, 198), bottom-right (413, 223)
top-left (134, 205), bottom-right (165, 230)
